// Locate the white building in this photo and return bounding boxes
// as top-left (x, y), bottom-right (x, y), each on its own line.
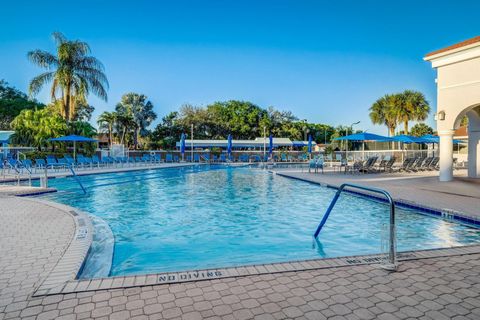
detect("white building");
top-left (424, 36), bottom-right (480, 181)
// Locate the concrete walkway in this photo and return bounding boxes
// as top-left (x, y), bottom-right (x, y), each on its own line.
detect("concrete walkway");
top-left (273, 169), bottom-right (480, 218)
top-left (1, 196), bottom-right (480, 319)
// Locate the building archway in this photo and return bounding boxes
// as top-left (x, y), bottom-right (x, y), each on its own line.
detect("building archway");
top-left (425, 36), bottom-right (480, 181)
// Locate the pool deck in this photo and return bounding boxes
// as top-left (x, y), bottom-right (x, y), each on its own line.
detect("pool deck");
top-left (273, 168), bottom-right (480, 219)
top-left (2, 180), bottom-right (480, 319)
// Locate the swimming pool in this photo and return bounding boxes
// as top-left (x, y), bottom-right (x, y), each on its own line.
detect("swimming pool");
top-left (38, 165), bottom-right (480, 277)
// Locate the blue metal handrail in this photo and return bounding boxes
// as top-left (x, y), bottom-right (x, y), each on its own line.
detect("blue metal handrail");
top-left (313, 183), bottom-right (397, 270)
top-left (68, 165), bottom-right (86, 194)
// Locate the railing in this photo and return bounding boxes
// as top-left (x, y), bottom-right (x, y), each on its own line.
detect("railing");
top-left (313, 183), bottom-right (397, 271)
top-left (68, 165), bottom-right (87, 194)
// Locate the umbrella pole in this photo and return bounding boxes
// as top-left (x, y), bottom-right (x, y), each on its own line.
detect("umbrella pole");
top-left (73, 141), bottom-right (76, 160)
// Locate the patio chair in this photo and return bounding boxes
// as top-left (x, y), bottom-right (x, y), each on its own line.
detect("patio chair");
top-left (351, 156), bottom-right (378, 174)
top-left (79, 155), bottom-right (93, 169)
top-left (419, 157), bottom-right (434, 170)
top-left (57, 157), bottom-right (68, 169)
top-left (35, 158), bottom-right (46, 171)
top-left (174, 155), bottom-right (179, 162)
top-left (410, 156), bottom-right (426, 172)
top-left (219, 154), bottom-right (226, 162)
top-left (154, 154), bottom-right (162, 163)
top-left (346, 160), bottom-right (364, 175)
top-left (64, 155), bottom-right (76, 168)
top-left (395, 158), bottom-right (413, 172)
top-left (76, 155), bottom-right (88, 169)
top-left (428, 157), bottom-right (439, 170)
top-left (280, 154), bottom-right (288, 162)
top-left (7, 159), bottom-right (23, 173)
top-left (46, 156), bottom-right (65, 170)
top-left (91, 155), bottom-right (101, 168)
top-left (383, 156), bottom-right (396, 173)
top-left (166, 154), bottom-right (173, 162)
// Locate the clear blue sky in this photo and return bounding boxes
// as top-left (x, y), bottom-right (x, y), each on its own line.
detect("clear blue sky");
top-left (1, 0), bottom-right (479, 134)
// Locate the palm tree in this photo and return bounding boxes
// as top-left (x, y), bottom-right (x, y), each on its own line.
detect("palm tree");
top-left (27, 32), bottom-right (109, 121)
top-left (116, 93), bottom-right (157, 149)
top-left (369, 94), bottom-right (400, 136)
top-left (97, 111), bottom-right (117, 146)
top-left (398, 90), bottom-right (430, 134)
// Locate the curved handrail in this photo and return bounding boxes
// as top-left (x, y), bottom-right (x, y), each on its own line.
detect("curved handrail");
top-left (313, 183), bottom-right (397, 270)
top-left (68, 164), bottom-right (87, 194)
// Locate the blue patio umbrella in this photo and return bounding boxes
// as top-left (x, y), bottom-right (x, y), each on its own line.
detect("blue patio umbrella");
top-left (334, 132), bottom-right (392, 142)
top-left (227, 134), bottom-right (233, 157)
top-left (390, 134), bottom-right (425, 144)
top-left (269, 134), bottom-right (273, 156)
top-left (307, 134), bottom-right (313, 154)
top-left (49, 135), bottom-right (98, 159)
top-left (335, 132), bottom-right (391, 160)
top-left (180, 133), bottom-right (186, 160)
top-left (419, 134), bottom-right (464, 144)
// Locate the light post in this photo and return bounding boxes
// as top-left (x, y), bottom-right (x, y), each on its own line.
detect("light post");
top-left (346, 121), bottom-right (360, 161)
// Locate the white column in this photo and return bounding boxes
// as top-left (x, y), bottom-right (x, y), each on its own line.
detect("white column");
top-left (468, 129), bottom-right (480, 178)
top-left (438, 129), bottom-right (455, 182)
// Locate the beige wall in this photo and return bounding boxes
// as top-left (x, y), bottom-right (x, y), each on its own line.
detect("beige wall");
top-left (429, 46), bottom-right (480, 131)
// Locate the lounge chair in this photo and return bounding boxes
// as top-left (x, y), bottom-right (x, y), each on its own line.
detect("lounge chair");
top-left (21, 159), bottom-right (34, 173)
top-left (46, 157), bottom-right (64, 170)
top-left (394, 158), bottom-right (413, 172)
top-left (428, 157), bottom-right (439, 170)
top-left (166, 154), bottom-right (173, 162)
top-left (35, 158), bottom-right (46, 171)
top-left (239, 154), bottom-right (249, 162)
top-left (91, 155), bottom-right (101, 168)
top-left (348, 156), bottom-right (378, 174)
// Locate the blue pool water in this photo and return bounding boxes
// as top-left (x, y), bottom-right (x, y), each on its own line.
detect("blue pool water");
top-left (37, 165), bottom-right (480, 277)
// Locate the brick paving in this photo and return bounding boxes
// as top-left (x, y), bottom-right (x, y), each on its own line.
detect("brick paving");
top-left (2, 195), bottom-right (480, 319)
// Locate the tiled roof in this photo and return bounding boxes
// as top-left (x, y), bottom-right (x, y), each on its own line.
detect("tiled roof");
top-left (425, 36), bottom-right (480, 57)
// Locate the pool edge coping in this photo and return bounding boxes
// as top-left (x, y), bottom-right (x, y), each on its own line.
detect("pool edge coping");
top-left (33, 245), bottom-right (480, 296)
top-left (20, 197), bottom-right (94, 297)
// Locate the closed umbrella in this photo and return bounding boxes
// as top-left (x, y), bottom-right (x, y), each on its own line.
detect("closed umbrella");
top-left (227, 134), bottom-right (233, 159)
top-left (307, 134), bottom-right (313, 159)
top-left (180, 133), bottom-right (186, 161)
top-left (269, 134), bottom-right (273, 158)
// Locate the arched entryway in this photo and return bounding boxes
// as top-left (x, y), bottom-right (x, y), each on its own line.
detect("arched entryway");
top-left (424, 36), bottom-right (480, 181)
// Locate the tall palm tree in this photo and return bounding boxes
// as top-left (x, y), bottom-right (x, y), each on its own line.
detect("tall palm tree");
top-left (97, 111), bottom-right (117, 146)
top-left (116, 93), bottom-right (157, 149)
top-left (369, 94), bottom-right (400, 136)
top-left (27, 32), bottom-right (109, 121)
top-left (399, 90), bottom-right (430, 134)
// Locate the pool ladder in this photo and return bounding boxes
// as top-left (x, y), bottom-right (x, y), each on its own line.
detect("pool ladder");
top-left (313, 183), bottom-right (397, 271)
